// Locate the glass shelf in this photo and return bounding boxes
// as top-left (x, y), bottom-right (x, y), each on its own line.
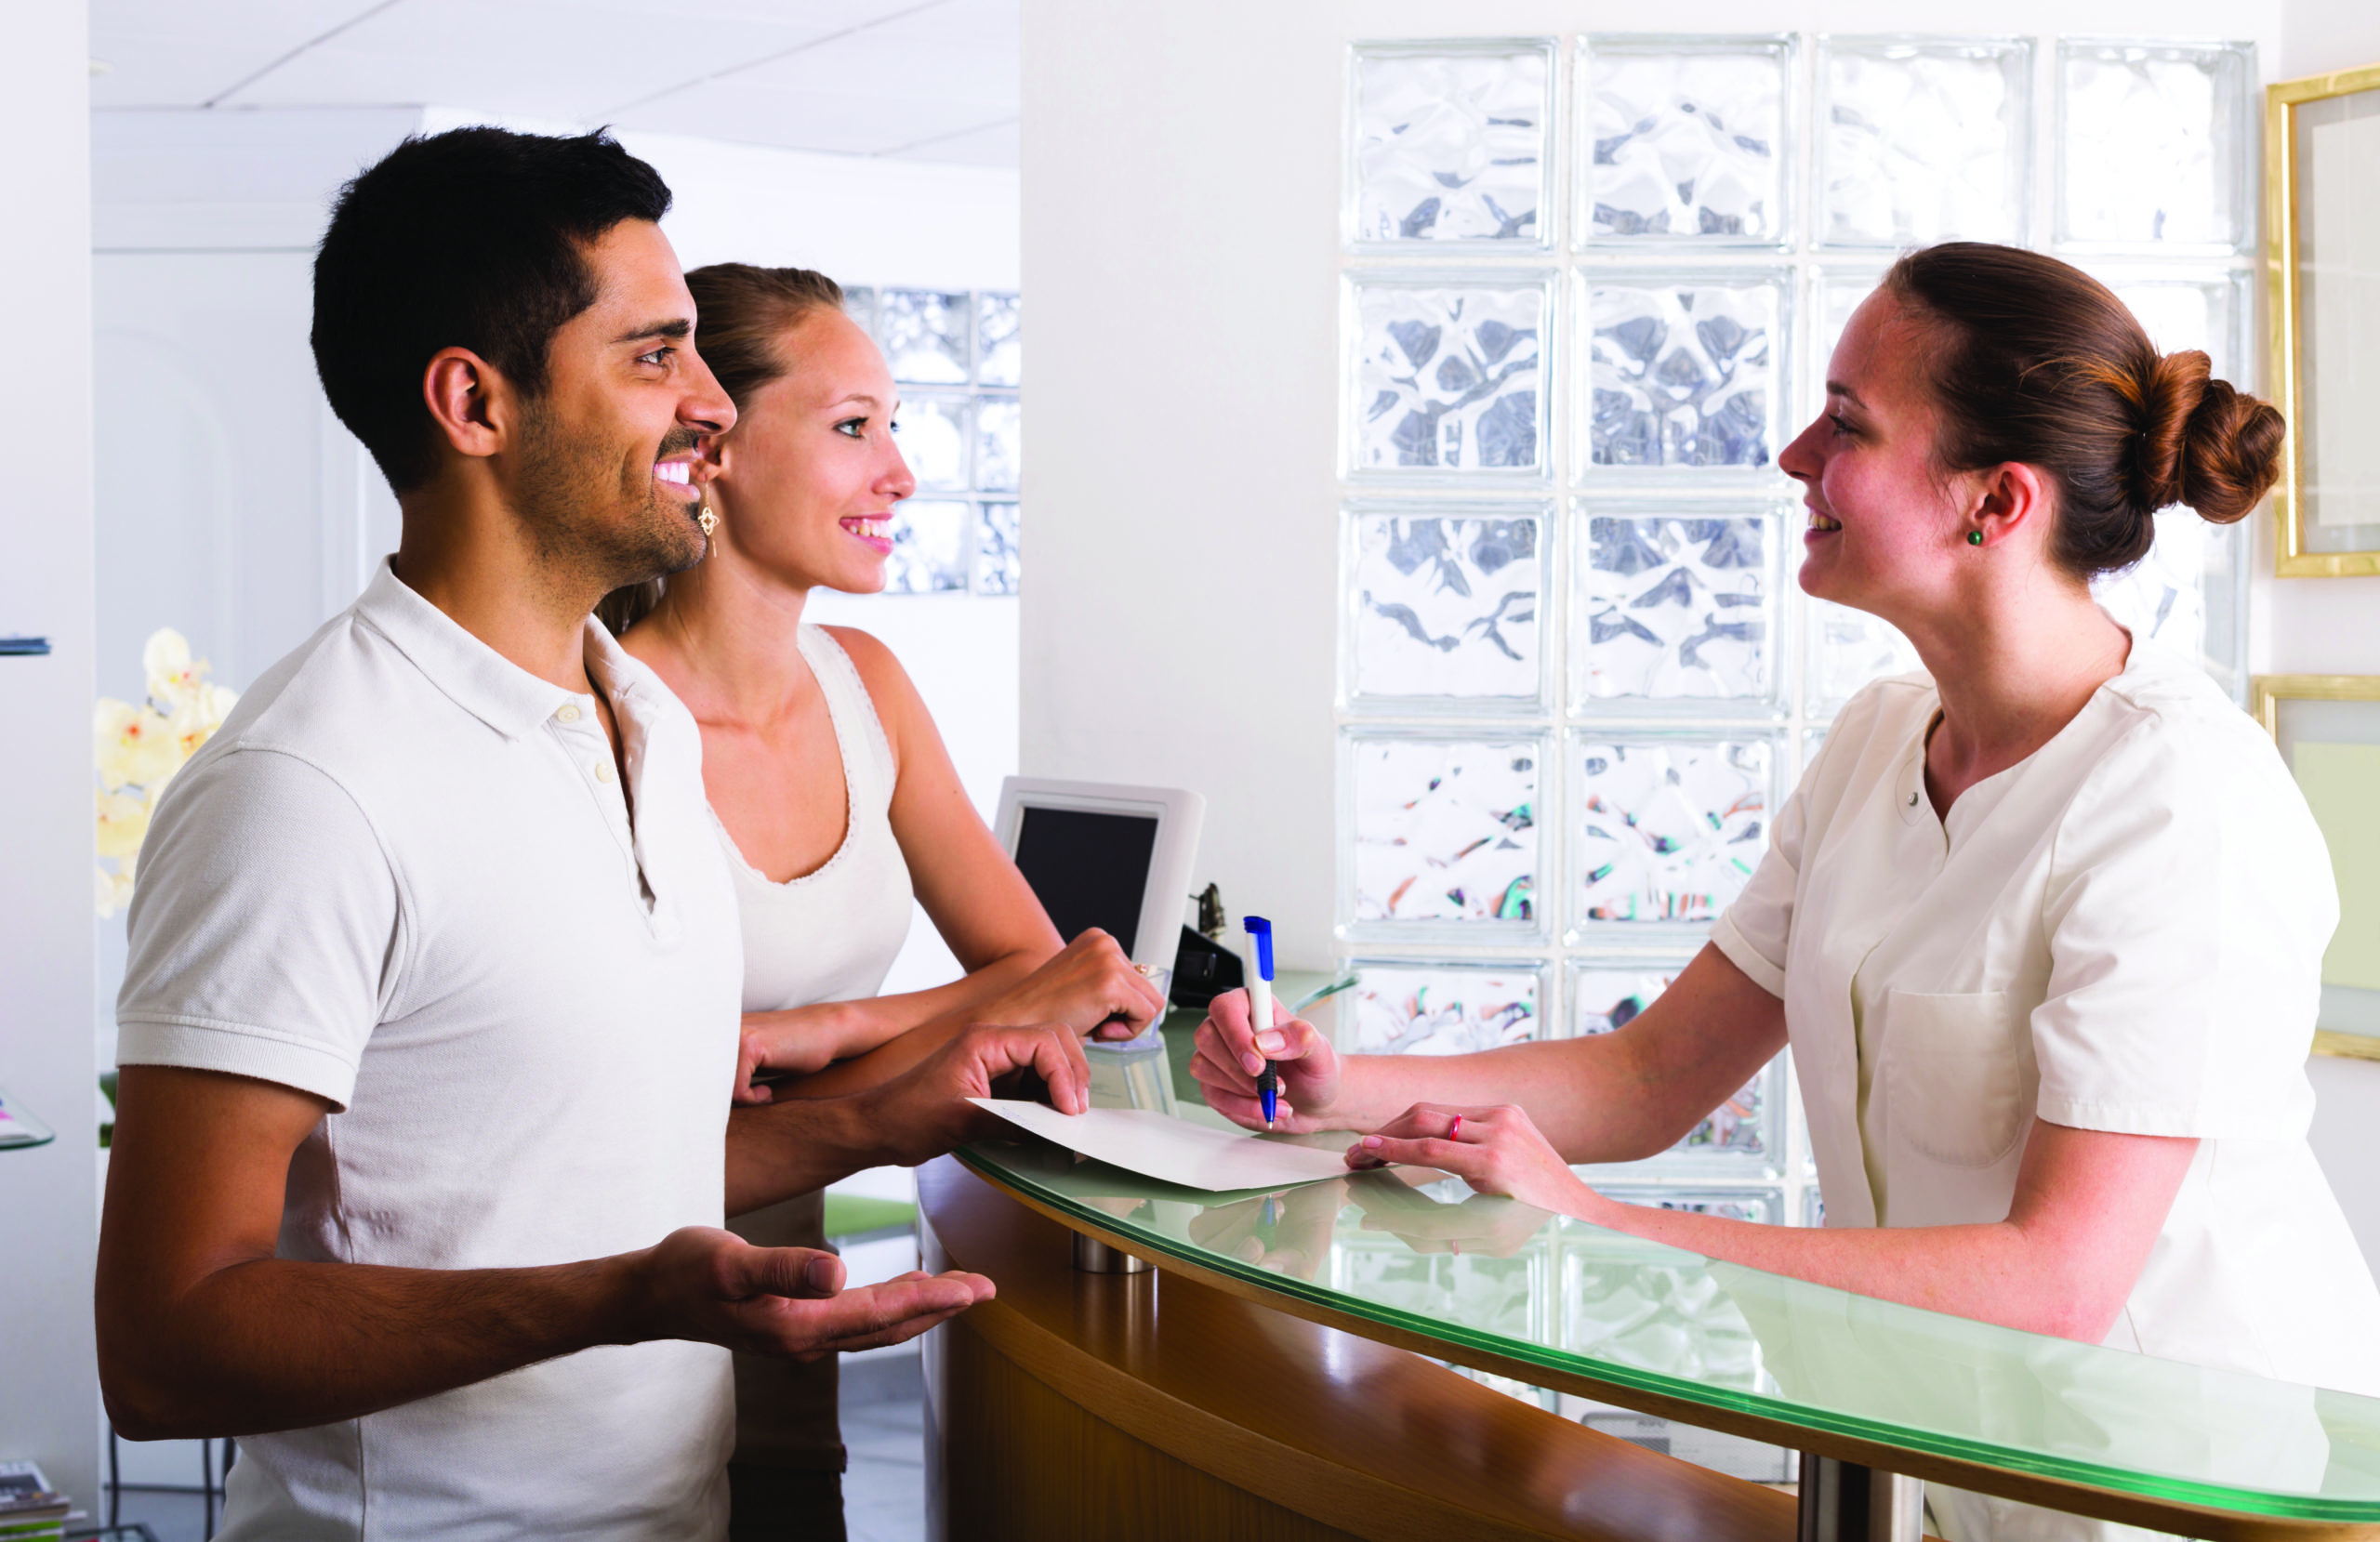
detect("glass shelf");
top-left (959, 1032), bottom-right (2380, 1528)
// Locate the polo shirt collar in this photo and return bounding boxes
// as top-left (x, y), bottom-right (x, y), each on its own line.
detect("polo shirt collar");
top-left (352, 560), bottom-right (582, 741)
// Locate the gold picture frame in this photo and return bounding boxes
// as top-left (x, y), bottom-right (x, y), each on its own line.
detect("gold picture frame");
top-left (2267, 63), bottom-right (2380, 576)
top-left (2253, 675), bottom-right (2380, 1058)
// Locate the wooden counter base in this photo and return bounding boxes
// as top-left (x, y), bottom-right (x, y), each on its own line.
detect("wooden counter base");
top-left (917, 1155), bottom-right (1795, 1542)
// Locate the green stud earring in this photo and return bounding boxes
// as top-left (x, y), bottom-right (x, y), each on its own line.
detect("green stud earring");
top-left (1967, 530), bottom-right (1985, 547)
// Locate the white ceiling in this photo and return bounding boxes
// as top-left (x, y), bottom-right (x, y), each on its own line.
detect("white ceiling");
top-left (87, 0), bottom-right (1020, 166)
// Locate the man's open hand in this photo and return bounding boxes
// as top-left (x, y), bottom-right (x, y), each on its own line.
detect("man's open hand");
top-left (635, 1227), bottom-right (992, 1362)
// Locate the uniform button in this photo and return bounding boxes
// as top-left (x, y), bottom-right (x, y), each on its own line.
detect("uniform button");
top-left (595, 760), bottom-right (615, 784)
top-left (557, 704), bottom-right (582, 724)
top-left (1908, 791), bottom-right (1919, 806)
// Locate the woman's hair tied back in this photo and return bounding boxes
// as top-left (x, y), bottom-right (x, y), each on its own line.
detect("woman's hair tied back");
top-left (1882, 242), bottom-right (2283, 581)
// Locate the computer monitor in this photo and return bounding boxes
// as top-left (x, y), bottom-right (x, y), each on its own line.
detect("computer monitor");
top-left (992, 778), bottom-right (1205, 969)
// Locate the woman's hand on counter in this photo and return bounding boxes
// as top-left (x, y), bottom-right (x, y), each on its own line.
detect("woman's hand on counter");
top-left (634, 1226), bottom-right (991, 1363)
top-left (1348, 1103), bottom-right (1595, 1219)
top-left (971, 929), bottom-right (1167, 1043)
top-left (1190, 988), bottom-right (1347, 1133)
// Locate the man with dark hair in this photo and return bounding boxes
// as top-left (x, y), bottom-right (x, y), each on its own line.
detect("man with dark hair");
top-left (94, 126), bottom-right (1078, 1539)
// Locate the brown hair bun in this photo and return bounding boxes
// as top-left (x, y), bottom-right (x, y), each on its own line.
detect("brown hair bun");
top-left (2171, 368), bottom-right (2285, 524)
top-left (1884, 244), bottom-right (2289, 579)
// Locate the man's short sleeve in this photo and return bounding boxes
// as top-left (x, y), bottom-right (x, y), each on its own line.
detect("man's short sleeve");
top-left (117, 747), bottom-right (401, 1110)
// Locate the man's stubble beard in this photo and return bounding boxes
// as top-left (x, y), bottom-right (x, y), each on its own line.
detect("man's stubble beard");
top-left (512, 402), bottom-right (707, 602)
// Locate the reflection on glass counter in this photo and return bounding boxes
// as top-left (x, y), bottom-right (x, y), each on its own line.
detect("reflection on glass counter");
top-left (959, 1131), bottom-right (2380, 1523)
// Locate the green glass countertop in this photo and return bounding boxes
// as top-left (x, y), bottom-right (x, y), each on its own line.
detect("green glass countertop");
top-left (958, 1028), bottom-right (2380, 1525)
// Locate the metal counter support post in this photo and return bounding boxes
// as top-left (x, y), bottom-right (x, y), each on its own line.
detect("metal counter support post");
top-left (1799, 1454), bottom-right (1922, 1542)
top-left (1072, 1232), bottom-right (1153, 1273)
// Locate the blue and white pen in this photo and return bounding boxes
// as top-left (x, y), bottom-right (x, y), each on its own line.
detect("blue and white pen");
top-left (1244, 916), bottom-right (1276, 1127)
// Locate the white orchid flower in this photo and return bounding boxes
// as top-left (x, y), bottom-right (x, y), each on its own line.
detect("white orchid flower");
top-left (168, 683), bottom-right (238, 760)
top-left (95, 699), bottom-right (179, 791)
top-left (95, 788), bottom-right (150, 860)
top-left (143, 628), bottom-right (204, 711)
top-left (95, 861), bottom-right (138, 919)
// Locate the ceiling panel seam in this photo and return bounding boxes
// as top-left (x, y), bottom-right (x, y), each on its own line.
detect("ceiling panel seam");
top-left (202, 0), bottom-right (412, 109)
top-left (876, 113), bottom-right (1018, 157)
top-left (596, 0), bottom-right (956, 118)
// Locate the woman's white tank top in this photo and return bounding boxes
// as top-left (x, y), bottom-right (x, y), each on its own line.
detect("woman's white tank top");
top-left (713, 626), bottom-right (914, 1013)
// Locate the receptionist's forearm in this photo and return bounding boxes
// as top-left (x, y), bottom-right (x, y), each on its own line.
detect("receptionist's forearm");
top-left (1571, 1120), bottom-right (2200, 1342)
top-left (1327, 1035), bottom-right (1686, 1163)
top-left (1330, 944), bottom-right (1786, 1163)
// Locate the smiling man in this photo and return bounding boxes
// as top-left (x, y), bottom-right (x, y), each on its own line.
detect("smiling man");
top-left (95, 127), bottom-right (1081, 1540)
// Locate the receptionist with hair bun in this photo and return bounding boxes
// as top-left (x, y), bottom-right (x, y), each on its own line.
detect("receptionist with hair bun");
top-left (1196, 243), bottom-right (2380, 1541)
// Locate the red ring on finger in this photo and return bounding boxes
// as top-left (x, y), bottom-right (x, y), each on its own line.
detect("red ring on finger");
top-left (1448, 1114), bottom-right (1462, 1142)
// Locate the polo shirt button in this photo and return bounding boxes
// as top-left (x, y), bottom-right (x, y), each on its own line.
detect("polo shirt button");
top-left (1908, 791), bottom-right (1919, 806)
top-left (595, 760), bottom-right (615, 784)
top-left (557, 704), bottom-right (582, 724)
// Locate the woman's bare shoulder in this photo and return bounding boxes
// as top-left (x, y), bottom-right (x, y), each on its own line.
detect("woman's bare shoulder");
top-left (815, 625), bottom-right (913, 693)
top-left (815, 625), bottom-right (932, 750)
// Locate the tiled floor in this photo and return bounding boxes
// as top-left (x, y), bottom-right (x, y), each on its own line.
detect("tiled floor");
top-left (840, 1351), bottom-right (928, 1542)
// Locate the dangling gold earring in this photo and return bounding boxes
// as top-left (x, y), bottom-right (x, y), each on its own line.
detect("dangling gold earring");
top-left (698, 502), bottom-right (719, 539)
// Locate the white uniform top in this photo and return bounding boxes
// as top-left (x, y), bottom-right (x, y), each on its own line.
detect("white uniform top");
top-left (719, 626), bottom-right (914, 1015)
top-left (1712, 636), bottom-right (2380, 1398)
top-left (118, 562), bottom-right (742, 1542)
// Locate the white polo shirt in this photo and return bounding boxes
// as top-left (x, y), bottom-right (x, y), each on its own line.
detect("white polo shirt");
top-left (119, 561), bottom-right (743, 1541)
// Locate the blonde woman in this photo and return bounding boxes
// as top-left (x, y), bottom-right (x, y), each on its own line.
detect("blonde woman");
top-left (609, 265), bottom-right (1161, 1538)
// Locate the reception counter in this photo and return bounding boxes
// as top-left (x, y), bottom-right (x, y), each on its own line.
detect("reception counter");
top-left (919, 1103), bottom-right (2380, 1541)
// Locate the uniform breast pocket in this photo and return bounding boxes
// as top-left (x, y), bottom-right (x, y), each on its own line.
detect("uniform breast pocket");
top-left (1882, 990), bottom-right (2030, 1168)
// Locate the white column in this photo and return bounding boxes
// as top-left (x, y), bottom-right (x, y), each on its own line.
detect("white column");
top-left (0, 0), bottom-right (100, 1509)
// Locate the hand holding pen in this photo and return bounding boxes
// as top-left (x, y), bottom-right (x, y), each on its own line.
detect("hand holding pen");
top-left (1188, 984), bottom-right (1344, 1135)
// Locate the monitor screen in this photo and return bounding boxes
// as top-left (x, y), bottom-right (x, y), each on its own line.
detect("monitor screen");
top-left (1012, 804), bottom-right (1160, 951)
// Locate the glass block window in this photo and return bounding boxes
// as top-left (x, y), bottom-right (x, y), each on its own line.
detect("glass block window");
top-left (1336, 31), bottom-right (2256, 1232)
top-left (841, 285), bottom-right (1023, 598)
top-left (1343, 506), bottom-right (1548, 711)
top-left (1346, 960), bottom-right (1545, 1054)
top-left (1350, 41), bottom-right (1554, 246)
top-left (2057, 43), bottom-right (2254, 252)
top-left (1348, 277), bottom-right (1550, 477)
top-left (1818, 39), bottom-right (2031, 248)
top-left (1579, 38), bottom-right (1792, 246)
top-left (1571, 508), bottom-right (1783, 709)
top-left (1344, 732), bottom-right (1544, 939)
top-left (1580, 273), bottom-right (1787, 472)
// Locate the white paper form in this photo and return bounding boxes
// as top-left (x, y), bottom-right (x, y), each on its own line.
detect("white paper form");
top-left (967, 1099), bottom-right (1355, 1192)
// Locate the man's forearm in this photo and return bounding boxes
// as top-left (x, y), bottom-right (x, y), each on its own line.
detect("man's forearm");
top-left (101, 1250), bottom-right (651, 1440)
top-left (726, 1086), bottom-right (898, 1214)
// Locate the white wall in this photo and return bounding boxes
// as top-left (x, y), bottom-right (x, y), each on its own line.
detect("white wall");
top-left (0, 0), bottom-right (101, 1509)
top-left (2275, 0), bottom-right (2380, 1267)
